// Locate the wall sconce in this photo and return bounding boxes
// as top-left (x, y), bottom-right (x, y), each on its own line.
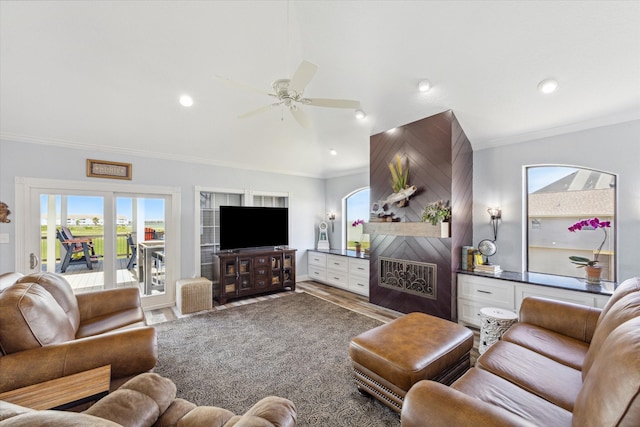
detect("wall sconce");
top-left (328, 212), bottom-right (336, 232)
top-left (487, 208), bottom-right (502, 240)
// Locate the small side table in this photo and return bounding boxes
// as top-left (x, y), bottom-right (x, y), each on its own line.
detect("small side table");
top-left (478, 307), bottom-right (518, 355)
top-left (0, 365), bottom-right (111, 410)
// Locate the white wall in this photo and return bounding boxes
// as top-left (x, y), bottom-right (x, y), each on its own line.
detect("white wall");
top-left (0, 140), bottom-right (325, 278)
top-left (473, 119), bottom-right (640, 281)
top-left (3, 120), bottom-right (638, 283)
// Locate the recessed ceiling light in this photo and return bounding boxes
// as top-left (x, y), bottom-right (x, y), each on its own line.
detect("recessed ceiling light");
top-left (537, 79), bottom-right (558, 94)
top-left (179, 94), bottom-right (194, 107)
top-left (329, 149), bottom-right (337, 156)
top-left (418, 79), bottom-right (431, 92)
top-left (354, 109), bottom-right (366, 119)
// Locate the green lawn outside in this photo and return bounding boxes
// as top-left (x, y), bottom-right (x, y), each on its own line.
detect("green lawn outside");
top-left (41, 225), bottom-right (164, 261)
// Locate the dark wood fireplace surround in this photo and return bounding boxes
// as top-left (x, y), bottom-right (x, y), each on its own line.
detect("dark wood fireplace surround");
top-left (368, 110), bottom-right (473, 321)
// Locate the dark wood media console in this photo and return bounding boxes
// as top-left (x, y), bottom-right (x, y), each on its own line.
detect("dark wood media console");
top-left (212, 248), bottom-right (296, 304)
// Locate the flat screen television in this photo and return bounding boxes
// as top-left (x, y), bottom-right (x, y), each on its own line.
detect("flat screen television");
top-left (219, 206), bottom-right (289, 251)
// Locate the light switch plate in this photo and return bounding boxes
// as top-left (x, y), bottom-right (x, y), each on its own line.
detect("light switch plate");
top-left (0, 233), bottom-right (9, 244)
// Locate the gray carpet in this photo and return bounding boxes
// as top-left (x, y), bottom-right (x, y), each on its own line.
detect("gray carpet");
top-left (153, 292), bottom-right (401, 426)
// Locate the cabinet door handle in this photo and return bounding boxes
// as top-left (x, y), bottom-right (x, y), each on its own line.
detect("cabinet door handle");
top-left (477, 289), bottom-right (492, 294)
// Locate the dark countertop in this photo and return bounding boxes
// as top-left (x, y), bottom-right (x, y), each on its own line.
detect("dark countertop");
top-left (308, 248), bottom-right (369, 260)
top-left (457, 269), bottom-right (616, 296)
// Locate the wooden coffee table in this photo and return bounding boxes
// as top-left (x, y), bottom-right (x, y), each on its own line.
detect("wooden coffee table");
top-left (0, 365), bottom-right (111, 410)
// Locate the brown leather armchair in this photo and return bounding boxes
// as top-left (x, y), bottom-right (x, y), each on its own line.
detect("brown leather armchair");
top-left (0, 373), bottom-right (297, 426)
top-left (0, 272), bottom-right (157, 393)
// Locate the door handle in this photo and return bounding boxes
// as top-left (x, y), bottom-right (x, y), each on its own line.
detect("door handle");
top-left (30, 253), bottom-right (39, 269)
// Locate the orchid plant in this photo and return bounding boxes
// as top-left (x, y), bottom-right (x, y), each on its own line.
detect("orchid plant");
top-left (568, 217), bottom-right (611, 267)
top-left (351, 219), bottom-right (364, 244)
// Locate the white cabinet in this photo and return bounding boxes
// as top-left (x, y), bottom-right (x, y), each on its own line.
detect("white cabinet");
top-left (307, 250), bottom-right (369, 297)
top-left (514, 284), bottom-right (609, 313)
top-left (309, 252), bottom-right (327, 268)
top-left (457, 273), bottom-right (611, 328)
top-left (326, 254), bottom-right (349, 289)
top-left (349, 258), bottom-right (370, 296)
top-left (457, 275), bottom-right (515, 328)
top-left (308, 252), bottom-right (327, 282)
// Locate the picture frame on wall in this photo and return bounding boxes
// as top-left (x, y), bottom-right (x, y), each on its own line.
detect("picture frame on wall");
top-left (86, 159), bottom-right (132, 180)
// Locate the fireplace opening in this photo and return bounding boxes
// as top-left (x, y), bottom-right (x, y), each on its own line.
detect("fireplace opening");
top-left (378, 257), bottom-right (437, 300)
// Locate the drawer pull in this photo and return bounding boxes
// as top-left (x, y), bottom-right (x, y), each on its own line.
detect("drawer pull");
top-left (357, 267), bottom-right (365, 271)
top-left (477, 290), bottom-right (492, 294)
top-left (333, 277), bottom-right (340, 280)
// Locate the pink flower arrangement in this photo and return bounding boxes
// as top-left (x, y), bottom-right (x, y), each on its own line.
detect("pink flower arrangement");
top-left (568, 217), bottom-right (611, 267)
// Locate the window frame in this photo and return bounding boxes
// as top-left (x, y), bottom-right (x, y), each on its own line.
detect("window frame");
top-left (344, 187), bottom-right (370, 250)
top-left (525, 164), bottom-right (617, 282)
top-left (195, 187), bottom-right (289, 278)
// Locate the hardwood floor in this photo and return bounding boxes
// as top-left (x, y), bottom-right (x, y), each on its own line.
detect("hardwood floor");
top-left (144, 280), bottom-right (403, 325)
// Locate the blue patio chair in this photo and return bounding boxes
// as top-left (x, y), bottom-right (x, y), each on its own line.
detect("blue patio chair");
top-left (126, 233), bottom-right (137, 269)
top-left (56, 226), bottom-right (96, 273)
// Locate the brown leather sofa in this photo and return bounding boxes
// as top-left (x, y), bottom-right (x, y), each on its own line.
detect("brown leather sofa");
top-left (0, 372), bottom-right (297, 426)
top-left (0, 272), bottom-right (157, 393)
top-left (401, 277), bottom-right (640, 427)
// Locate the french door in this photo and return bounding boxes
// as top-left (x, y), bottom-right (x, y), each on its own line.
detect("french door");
top-left (15, 177), bottom-right (180, 309)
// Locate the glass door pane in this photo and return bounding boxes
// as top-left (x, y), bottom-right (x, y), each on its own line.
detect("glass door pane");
top-left (117, 196), bottom-right (166, 297)
top-left (40, 194), bottom-right (106, 293)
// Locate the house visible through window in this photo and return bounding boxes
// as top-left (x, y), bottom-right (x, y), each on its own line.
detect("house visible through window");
top-left (345, 188), bottom-right (370, 250)
top-left (526, 166), bottom-right (616, 282)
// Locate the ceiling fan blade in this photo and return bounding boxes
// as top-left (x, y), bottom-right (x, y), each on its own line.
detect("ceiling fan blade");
top-left (304, 98), bottom-right (361, 109)
top-left (290, 106), bottom-right (311, 128)
top-left (288, 60), bottom-right (318, 94)
top-left (215, 74), bottom-right (272, 96)
top-left (238, 104), bottom-right (276, 119)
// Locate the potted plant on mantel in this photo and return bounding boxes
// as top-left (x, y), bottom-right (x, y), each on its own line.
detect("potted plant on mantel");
top-left (568, 217), bottom-right (611, 284)
top-left (421, 200), bottom-right (452, 238)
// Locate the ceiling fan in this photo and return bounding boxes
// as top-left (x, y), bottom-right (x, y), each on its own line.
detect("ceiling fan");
top-left (217, 60), bottom-right (361, 128)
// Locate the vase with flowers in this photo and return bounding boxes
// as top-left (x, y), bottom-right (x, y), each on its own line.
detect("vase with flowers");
top-left (421, 200), bottom-right (452, 237)
top-left (352, 219), bottom-right (364, 253)
top-left (568, 217), bottom-right (611, 284)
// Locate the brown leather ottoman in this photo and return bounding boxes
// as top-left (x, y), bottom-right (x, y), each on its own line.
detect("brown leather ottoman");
top-left (349, 312), bottom-right (474, 412)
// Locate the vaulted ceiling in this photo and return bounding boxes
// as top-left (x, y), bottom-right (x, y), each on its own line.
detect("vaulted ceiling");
top-left (1, 1), bottom-right (639, 178)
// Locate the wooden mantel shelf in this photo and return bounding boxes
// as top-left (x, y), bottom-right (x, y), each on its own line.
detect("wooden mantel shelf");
top-left (364, 221), bottom-right (446, 238)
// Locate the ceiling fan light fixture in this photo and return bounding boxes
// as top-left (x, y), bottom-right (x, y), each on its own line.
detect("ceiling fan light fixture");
top-left (538, 79), bottom-right (558, 94)
top-left (179, 94), bottom-right (194, 107)
top-left (354, 109), bottom-right (366, 119)
top-left (417, 79), bottom-right (431, 92)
